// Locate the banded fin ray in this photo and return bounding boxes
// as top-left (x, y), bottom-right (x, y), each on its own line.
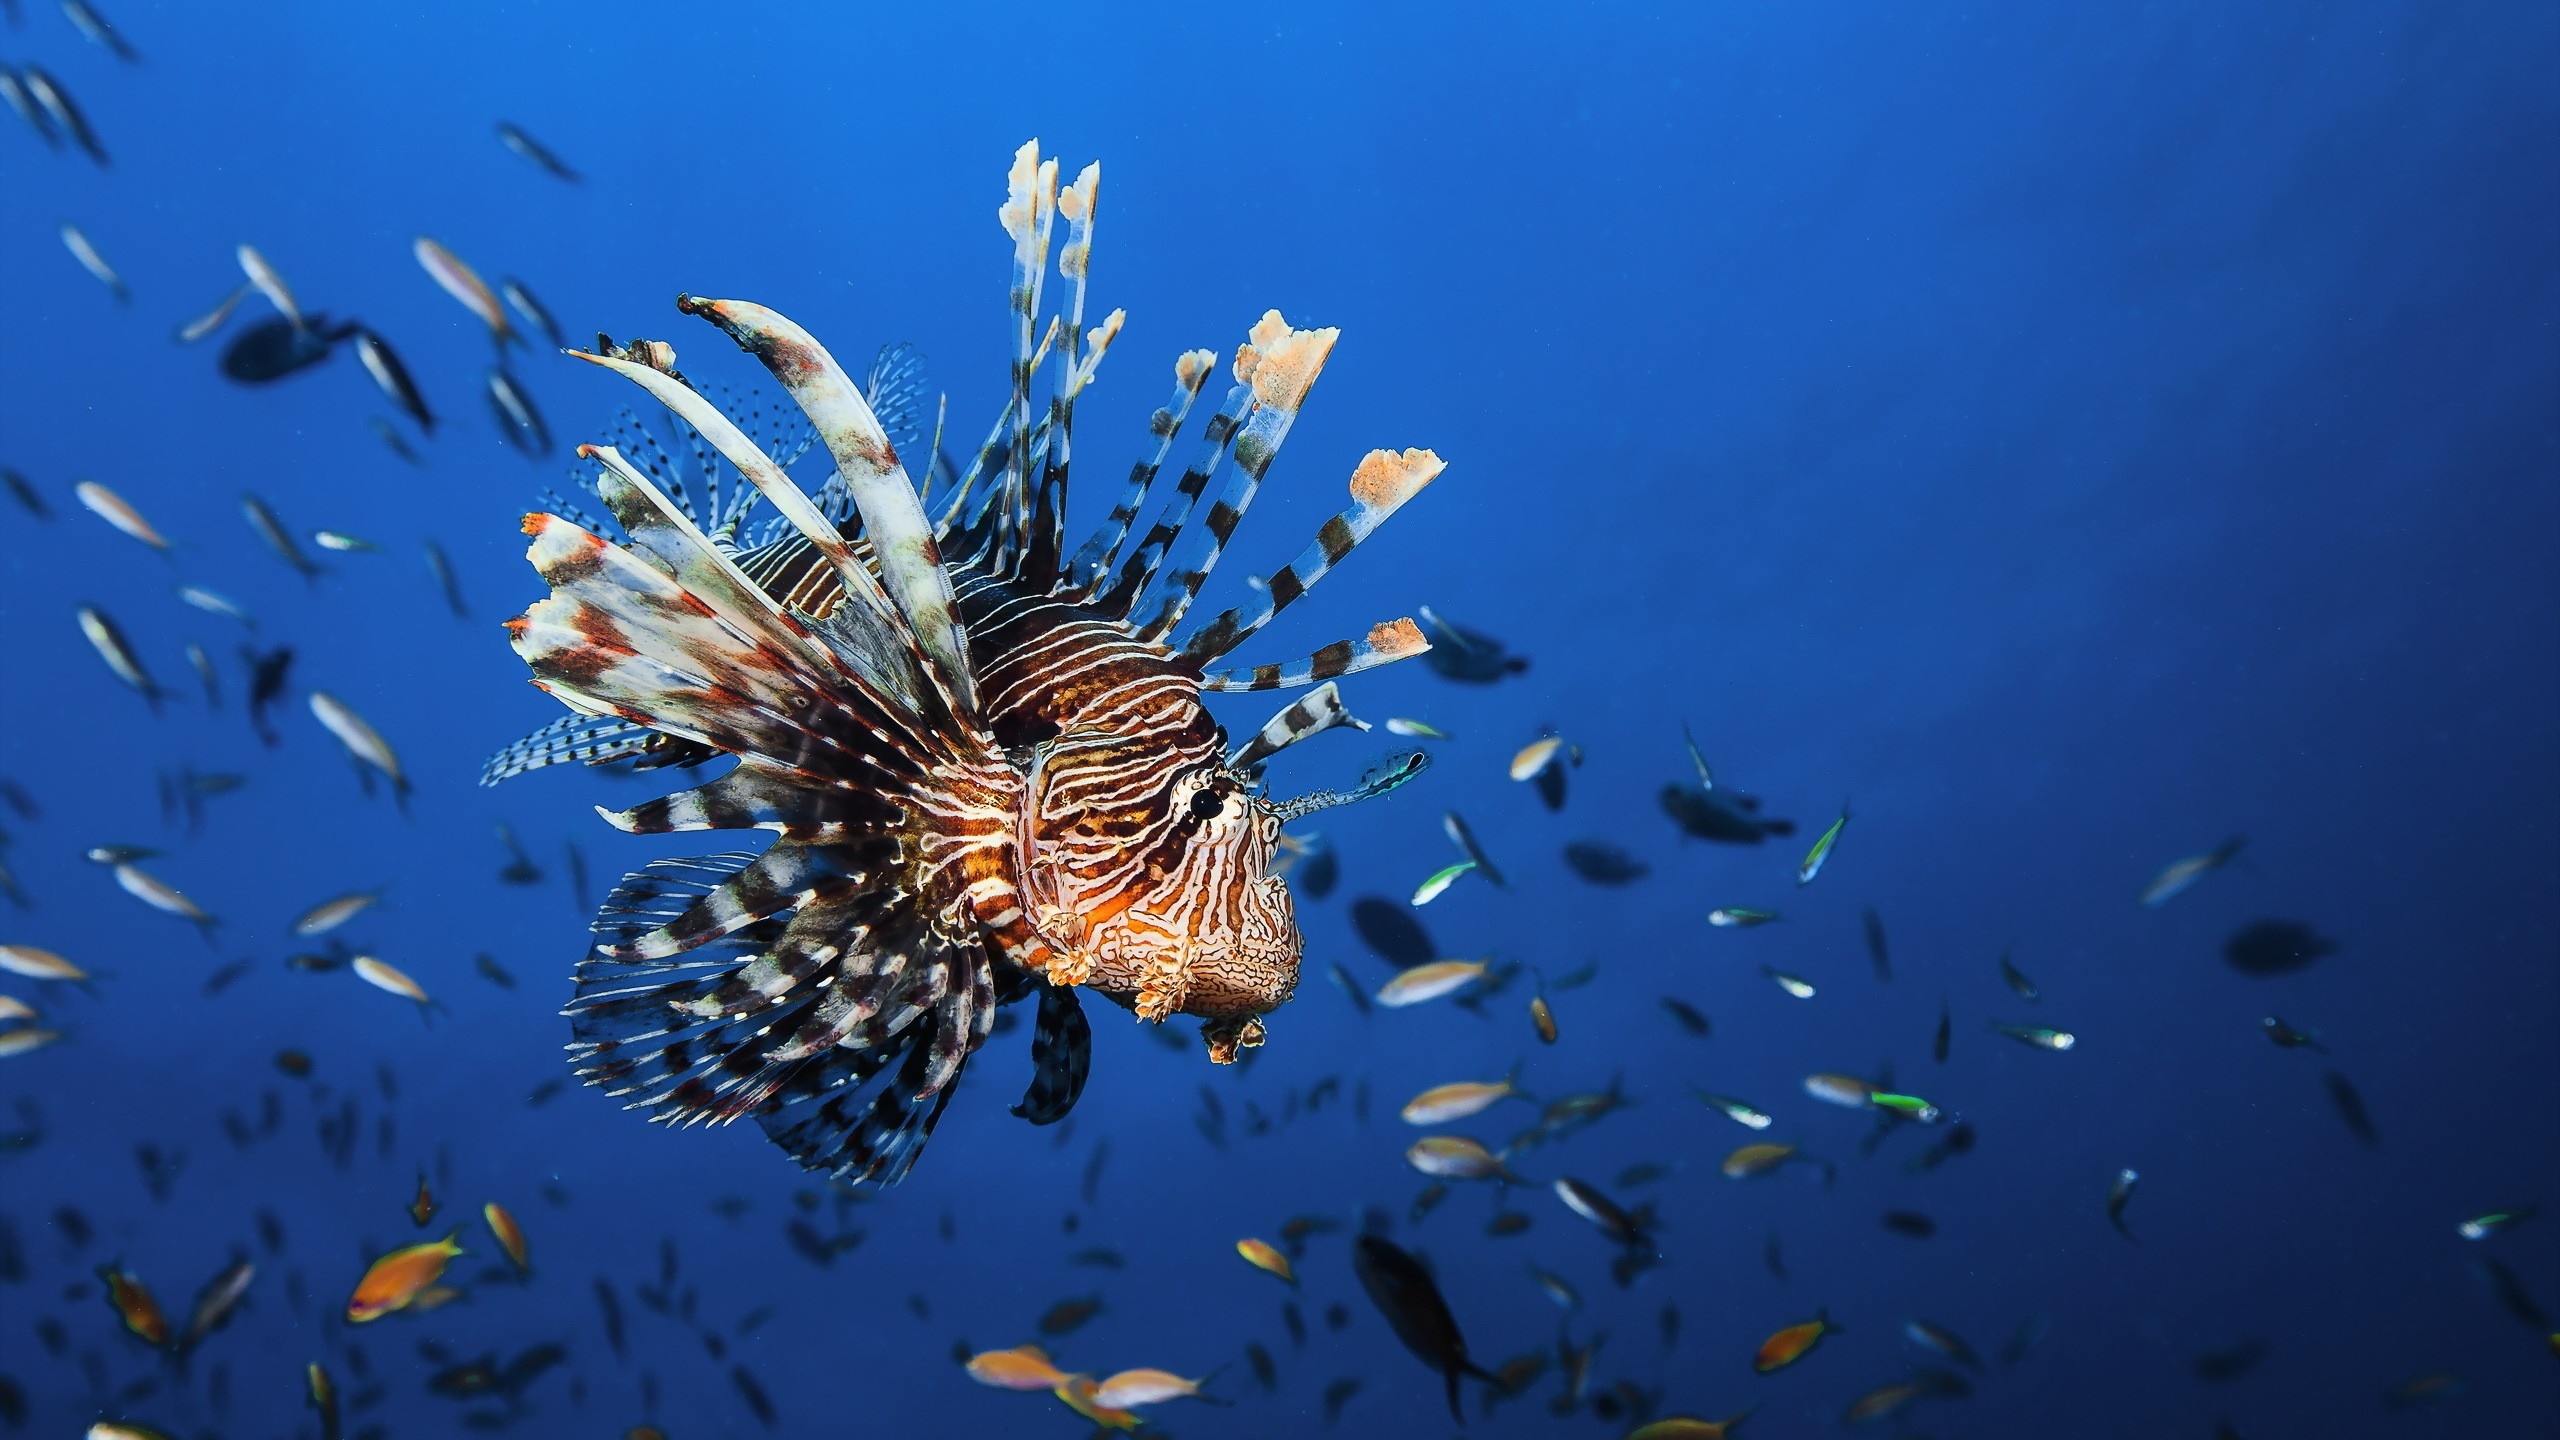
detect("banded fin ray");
top-left (1010, 982), bottom-right (1091, 1125)
top-left (1200, 617), bottom-right (1432, 693)
top-left (1227, 681), bottom-right (1369, 772)
top-left (1065, 349), bottom-right (1219, 596)
top-left (1180, 448), bottom-right (1446, 663)
top-left (1132, 314), bottom-right (1338, 641)
top-left (480, 712), bottom-right (655, 786)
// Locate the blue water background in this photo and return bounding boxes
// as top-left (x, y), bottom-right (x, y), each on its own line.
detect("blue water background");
top-left (1, 2), bottom-right (2554, 1435)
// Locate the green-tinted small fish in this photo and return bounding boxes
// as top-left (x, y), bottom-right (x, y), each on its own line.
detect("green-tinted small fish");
top-left (312, 530), bottom-right (380, 553)
top-left (1410, 859), bottom-right (1475, 907)
top-left (1999, 948), bottom-right (2037, 1000)
top-left (1708, 906), bottom-right (1778, 928)
top-left (2260, 1014), bottom-right (2327, 1053)
top-left (1386, 717), bottom-right (1449, 739)
top-left (1762, 966), bottom-right (1814, 999)
top-left (2458, 1207), bottom-right (2536, 1241)
top-left (1693, 1090), bottom-right (1773, 1130)
top-left (1992, 1022), bottom-right (2075, 1051)
top-left (1795, 802), bottom-right (1851, 885)
top-left (2107, 1166), bottom-right (2138, 1239)
top-left (1869, 1092), bottom-right (1943, 1124)
top-left (78, 606), bottom-right (162, 706)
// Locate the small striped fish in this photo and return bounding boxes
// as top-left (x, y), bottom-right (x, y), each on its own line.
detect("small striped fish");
top-left (491, 141), bottom-right (1443, 1186)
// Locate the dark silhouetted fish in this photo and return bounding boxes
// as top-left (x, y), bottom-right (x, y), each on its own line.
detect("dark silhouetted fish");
top-left (2195, 1339), bottom-right (2268, 1383)
top-left (1562, 840), bottom-right (1648, 885)
top-left (222, 314), bottom-right (355, 383)
top-left (2324, 1070), bottom-right (2378, 1145)
top-left (2224, 920), bottom-right (2337, 977)
top-left (496, 121), bottom-right (580, 182)
top-left (355, 330), bottom-right (433, 432)
top-left (1417, 605), bottom-right (1527, 682)
top-left (3, 467), bottom-right (48, 519)
top-left (1352, 1234), bottom-right (1495, 1423)
top-left (1660, 783), bottom-right (1796, 844)
top-left (1351, 895), bottom-right (1436, 968)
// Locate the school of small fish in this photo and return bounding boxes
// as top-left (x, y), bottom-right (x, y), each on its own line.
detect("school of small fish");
top-left (0, 6), bottom-right (2548, 1439)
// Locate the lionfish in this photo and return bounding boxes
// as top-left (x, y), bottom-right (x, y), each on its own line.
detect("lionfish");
top-left (484, 142), bottom-right (1445, 1185)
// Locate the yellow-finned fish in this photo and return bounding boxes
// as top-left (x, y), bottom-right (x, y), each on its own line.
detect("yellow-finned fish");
top-left (1794, 801), bottom-right (1850, 885)
top-left (1234, 1237), bottom-right (1295, 1284)
top-left (352, 956), bottom-right (432, 1008)
top-left (346, 1232), bottom-right (464, 1322)
top-left (483, 1202), bottom-right (531, 1274)
top-left (965, 1344), bottom-right (1070, 1391)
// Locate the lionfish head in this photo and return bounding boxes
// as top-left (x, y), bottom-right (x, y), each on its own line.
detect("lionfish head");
top-left (1038, 760), bottom-right (1301, 1058)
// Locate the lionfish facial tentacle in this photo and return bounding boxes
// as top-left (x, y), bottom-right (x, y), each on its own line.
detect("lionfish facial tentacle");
top-left (1132, 314), bottom-right (1340, 642)
top-left (1179, 447), bottom-right (1446, 663)
top-left (1268, 748), bottom-right (1432, 823)
top-left (1066, 349), bottom-right (1219, 597)
top-left (1198, 617), bottom-right (1432, 693)
top-left (675, 295), bottom-right (983, 723)
top-left (1227, 680), bottom-right (1371, 772)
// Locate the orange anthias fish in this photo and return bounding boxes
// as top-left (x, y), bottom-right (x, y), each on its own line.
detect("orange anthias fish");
top-left (99, 1265), bottom-right (169, 1345)
top-left (484, 140), bottom-right (1446, 1188)
top-left (483, 1201), bottom-right (530, 1274)
top-left (346, 1233), bottom-right (464, 1322)
top-left (965, 1344), bottom-right (1070, 1391)
top-left (1754, 1310), bottom-right (1837, 1372)
top-left (1053, 1374), bottom-right (1145, 1432)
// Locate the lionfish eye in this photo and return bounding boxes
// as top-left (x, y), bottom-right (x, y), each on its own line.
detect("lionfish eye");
top-left (1188, 788), bottom-right (1226, 821)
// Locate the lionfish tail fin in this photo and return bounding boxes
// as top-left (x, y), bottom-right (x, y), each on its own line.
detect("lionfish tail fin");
top-left (1180, 448), bottom-right (1444, 663)
top-left (1199, 617), bottom-right (1430, 693)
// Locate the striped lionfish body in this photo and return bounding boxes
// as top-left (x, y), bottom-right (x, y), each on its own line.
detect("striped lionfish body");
top-left (489, 142), bottom-right (1445, 1185)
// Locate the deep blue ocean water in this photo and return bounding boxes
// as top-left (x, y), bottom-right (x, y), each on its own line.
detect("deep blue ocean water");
top-left (2, 2), bottom-right (2555, 1436)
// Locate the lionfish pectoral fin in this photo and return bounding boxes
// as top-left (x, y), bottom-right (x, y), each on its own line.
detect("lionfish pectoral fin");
top-left (1227, 681), bottom-right (1370, 772)
top-left (677, 297), bottom-right (983, 722)
top-left (1199, 617), bottom-right (1431, 694)
top-left (1269, 748), bottom-right (1430, 823)
top-left (480, 712), bottom-right (654, 786)
top-left (1179, 448), bottom-right (1445, 663)
top-left (1010, 982), bottom-right (1091, 1125)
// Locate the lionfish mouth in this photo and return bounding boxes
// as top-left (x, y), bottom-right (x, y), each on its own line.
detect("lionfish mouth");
top-left (486, 139), bottom-right (1449, 1187)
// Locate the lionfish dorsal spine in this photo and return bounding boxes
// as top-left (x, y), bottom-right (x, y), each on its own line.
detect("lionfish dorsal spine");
top-left (1065, 348), bottom-right (1219, 597)
top-left (997, 141), bottom-right (1061, 578)
top-left (1027, 161), bottom-right (1102, 585)
top-left (1132, 314), bottom-right (1340, 642)
top-left (1199, 616), bottom-right (1433, 693)
top-left (1227, 680), bottom-right (1371, 772)
top-left (1180, 446), bottom-right (1448, 664)
top-left (1093, 375), bottom-right (1256, 617)
top-left (676, 296), bottom-right (982, 722)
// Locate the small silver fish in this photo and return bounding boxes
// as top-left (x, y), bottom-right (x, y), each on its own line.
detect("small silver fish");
top-left (63, 0), bottom-right (142, 63)
top-left (1404, 1135), bottom-right (1518, 1182)
top-left (21, 65), bottom-right (106, 164)
top-left (310, 692), bottom-right (408, 797)
top-left (174, 283), bottom-right (252, 344)
top-left (236, 244), bottom-right (304, 330)
top-left (312, 530), bottom-right (381, 553)
top-left (77, 606), bottom-right (162, 705)
top-left (1762, 966), bottom-right (1815, 999)
top-left (0, 1028), bottom-right (63, 1058)
top-left (292, 889), bottom-right (382, 937)
top-left (1401, 1074), bottom-right (1523, 1127)
top-left (1375, 959), bottom-right (1487, 1008)
top-left (1386, 717), bottom-right (1450, 740)
top-left (495, 121), bottom-right (581, 183)
top-left (75, 479), bottom-right (166, 549)
top-left (486, 367), bottom-right (550, 454)
top-left (176, 585), bottom-right (254, 627)
top-left (499, 277), bottom-right (564, 347)
top-left (115, 862), bottom-right (215, 932)
top-left (185, 642), bottom-right (219, 707)
top-left (241, 493), bottom-right (319, 577)
top-left (1440, 811), bottom-right (1507, 889)
top-left (2139, 835), bottom-right (2246, 908)
top-left (413, 236), bottom-right (514, 342)
top-left (60, 223), bottom-right (128, 301)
